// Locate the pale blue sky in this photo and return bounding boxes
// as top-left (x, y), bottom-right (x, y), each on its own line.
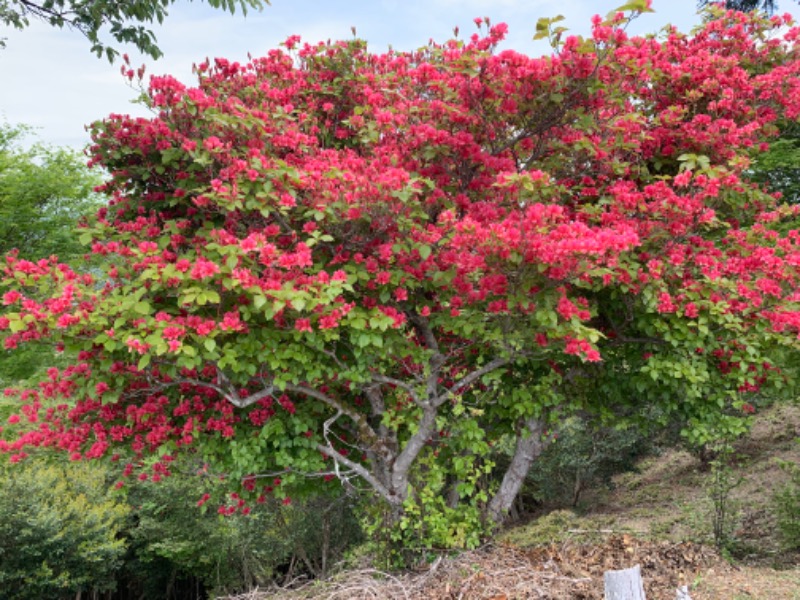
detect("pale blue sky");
top-left (2, 0), bottom-right (799, 148)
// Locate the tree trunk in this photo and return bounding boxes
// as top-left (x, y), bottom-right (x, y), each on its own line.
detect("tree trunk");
top-left (604, 564), bottom-right (646, 600)
top-left (321, 509), bottom-right (330, 577)
top-left (486, 417), bottom-right (547, 523)
top-left (165, 570), bottom-right (175, 600)
top-left (389, 404), bottom-right (438, 501)
top-left (572, 470), bottom-right (584, 507)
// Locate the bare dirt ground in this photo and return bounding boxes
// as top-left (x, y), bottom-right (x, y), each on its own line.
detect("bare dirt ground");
top-left (229, 404), bottom-right (800, 599)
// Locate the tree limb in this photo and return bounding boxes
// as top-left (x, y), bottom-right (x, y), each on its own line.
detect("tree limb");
top-left (316, 443), bottom-right (397, 503)
top-left (369, 374), bottom-right (423, 407)
top-left (448, 355), bottom-right (514, 398)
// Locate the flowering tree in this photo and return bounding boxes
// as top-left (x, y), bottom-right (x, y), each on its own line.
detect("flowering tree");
top-left (3, 3), bottom-right (800, 545)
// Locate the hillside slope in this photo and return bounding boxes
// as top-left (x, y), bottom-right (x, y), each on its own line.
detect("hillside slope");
top-left (235, 405), bottom-right (800, 599)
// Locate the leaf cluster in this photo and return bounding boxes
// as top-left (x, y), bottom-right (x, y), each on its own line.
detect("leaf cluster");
top-left (0, 456), bottom-right (127, 599)
top-left (0, 0), bottom-right (268, 60)
top-left (697, 0), bottom-right (783, 13)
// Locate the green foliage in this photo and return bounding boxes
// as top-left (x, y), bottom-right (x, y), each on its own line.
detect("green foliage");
top-left (126, 483), bottom-right (283, 595)
top-left (773, 455), bottom-right (800, 550)
top-left (0, 450), bottom-right (363, 598)
top-left (751, 122), bottom-right (800, 205)
top-left (0, 456), bottom-right (128, 600)
top-left (359, 416), bottom-right (498, 565)
top-left (123, 468), bottom-right (362, 596)
top-left (497, 509), bottom-right (605, 547)
top-left (697, 0), bottom-right (782, 13)
top-left (361, 447), bottom-right (489, 567)
top-left (526, 417), bottom-right (652, 507)
top-left (0, 122), bottom-right (101, 261)
top-left (706, 445), bottom-right (743, 551)
top-left (0, 0), bottom-right (269, 60)
top-left (0, 123), bottom-right (102, 385)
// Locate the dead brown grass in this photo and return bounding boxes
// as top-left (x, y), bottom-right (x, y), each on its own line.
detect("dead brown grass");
top-left (222, 404), bottom-right (800, 599)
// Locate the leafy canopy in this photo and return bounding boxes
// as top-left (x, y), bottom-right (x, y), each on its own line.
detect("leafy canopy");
top-left (0, 123), bottom-right (102, 384)
top-left (3, 5), bottom-right (800, 544)
top-left (698, 0), bottom-right (786, 14)
top-left (0, 0), bottom-right (268, 60)
top-left (0, 123), bottom-right (102, 261)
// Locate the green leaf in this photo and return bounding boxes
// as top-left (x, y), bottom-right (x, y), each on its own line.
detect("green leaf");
top-left (533, 15), bottom-right (565, 40)
top-left (612, 0), bottom-right (654, 13)
top-left (137, 354), bottom-right (151, 370)
top-left (7, 317), bottom-right (25, 333)
top-left (534, 18), bottom-right (551, 40)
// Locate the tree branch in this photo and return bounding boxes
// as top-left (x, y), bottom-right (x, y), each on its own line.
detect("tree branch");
top-left (407, 313), bottom-right (441, 355)
top-left (406, 313), bottom-right (447, 404)
top-left (390, 403), bottom-right (438, 496)
top-left (448, 355), bottom-right (514, 398)
top-left (369, 374), bottom-right (423, 407)
top-left (316, 443), bottom-right (397, 503)
top-left (283, 383), bottom-right (378, 444)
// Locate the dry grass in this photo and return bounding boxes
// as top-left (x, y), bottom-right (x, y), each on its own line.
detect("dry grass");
top-left (222, 404), bottom-right (800, 599)
top-left (224, 544), bottom-right (585, 599)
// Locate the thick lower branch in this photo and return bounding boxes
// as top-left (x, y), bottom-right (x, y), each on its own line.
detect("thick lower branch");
top-left (390, 404), bottom-right (438, 498)
top-left (487, 417), bottom-right (547, 524)
top-left (316, 443), bottom-right (398, 504)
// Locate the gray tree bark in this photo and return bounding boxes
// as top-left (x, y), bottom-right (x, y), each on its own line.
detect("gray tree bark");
top-left (486, 417), bottom-right (547, 523)
top-left (604, 564), bottom-right (646, 600)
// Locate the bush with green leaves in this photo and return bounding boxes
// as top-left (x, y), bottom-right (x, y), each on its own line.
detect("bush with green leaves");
top-left (121, 466), bottom-right (362, 597)
top-left (0, 456), bottom-right (128, 600)
top-left (525, 417), bottom-right (652, 507)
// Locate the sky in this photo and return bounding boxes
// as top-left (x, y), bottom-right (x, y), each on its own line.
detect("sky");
top-left (2, 0), bottom-right (800, 149)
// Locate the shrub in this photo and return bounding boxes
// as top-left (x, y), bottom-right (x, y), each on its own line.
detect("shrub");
top-left (122, 468), bottom-right (362, 596)
top-left (0, 456), bottom-right (128, 600)
top-left (526, 417), bottom-right (651, 507)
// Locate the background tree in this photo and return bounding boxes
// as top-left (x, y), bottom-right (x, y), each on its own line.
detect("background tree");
top-left (697, 0), bottom-right (797, 13)
top-left (0, 0), bottom-right (268, 60)
top-left (750, 121), bottom-right (800, 204)
top-left (3, 5), bottom-right (800, 552)
top-left (120, 466), bottom-right (362, 596)
top-left (525, 417), bottom-right (652, 508)
top-left (0, 123), bottom-right (101, 261)
top-left (0, 123), bottom-right (102, 384)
